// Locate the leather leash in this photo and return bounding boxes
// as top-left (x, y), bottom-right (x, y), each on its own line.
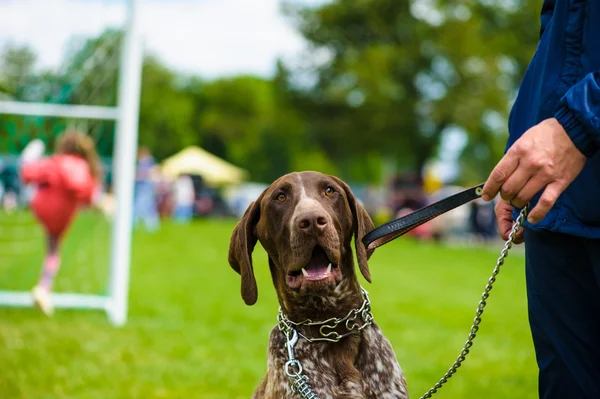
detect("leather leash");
top-left (362, 183), bottom-right (485, 250)
top-left (361, 182), bottom-right (530, 399)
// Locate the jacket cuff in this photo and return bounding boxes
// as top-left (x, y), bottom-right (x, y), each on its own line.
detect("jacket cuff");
top-left (554, 105), bottom-right (598, 158)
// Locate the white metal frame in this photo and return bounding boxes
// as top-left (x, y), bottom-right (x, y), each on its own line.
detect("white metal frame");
top-left (0, 0), bottom-right (143, 326)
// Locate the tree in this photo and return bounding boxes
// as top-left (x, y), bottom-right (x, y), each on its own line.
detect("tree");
top-left (280, 0), bottom-right (541, 182)
top-left (0, 32), bottom-right (123, 156)
top-left (195, 75), bottom-right (293, 181)
top-left (0, 45), bottom-right (37, 98)
top-left (138, 56), bottom-right (197, 160)
top-left (61, 29), bottom-right (121, 107)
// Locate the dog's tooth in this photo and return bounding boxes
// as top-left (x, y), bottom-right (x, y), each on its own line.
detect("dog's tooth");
top-left (327, 263), bottom-right (332, 273)
top-left (301, 268), bottom-right (309, 277)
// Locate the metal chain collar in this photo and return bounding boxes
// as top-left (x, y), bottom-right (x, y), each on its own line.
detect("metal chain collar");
top-left (277, 288), bottom-right (374, 399)
top-left (277, 287), bottom-right (374, 343)
top-left (418, 205), bottom-right (528, 399)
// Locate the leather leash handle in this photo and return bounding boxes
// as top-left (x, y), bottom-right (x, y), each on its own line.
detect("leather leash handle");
top-left (362, 183), bottom-right (485, 251)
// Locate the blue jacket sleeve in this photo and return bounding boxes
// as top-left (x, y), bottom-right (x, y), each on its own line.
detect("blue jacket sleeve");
top-left (554, 71), bottom-right (600, 158)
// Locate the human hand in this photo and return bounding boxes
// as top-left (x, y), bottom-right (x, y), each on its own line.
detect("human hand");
top-left (495, 198), bottom-right (524, 244)
top-left (482, 118), bottom-right (587, 224)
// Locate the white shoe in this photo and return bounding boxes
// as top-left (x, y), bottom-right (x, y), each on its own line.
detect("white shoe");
top-left (32, 286), bottom-right (54, 316)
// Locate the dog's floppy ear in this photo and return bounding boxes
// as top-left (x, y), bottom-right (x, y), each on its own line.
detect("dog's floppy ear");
top-left (228, 195), bottom-right (263, 305)
top-left (331, 176), bottom-right (375, 282)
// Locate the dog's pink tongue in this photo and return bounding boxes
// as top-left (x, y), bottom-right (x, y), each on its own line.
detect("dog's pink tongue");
top-left (304, 247), bottom-right (330, 278)
top-left (305, 261), bottom-right (328, 276)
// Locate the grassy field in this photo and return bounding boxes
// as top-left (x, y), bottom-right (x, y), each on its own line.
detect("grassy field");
top-left (0, 212), bottom-right (537, 399)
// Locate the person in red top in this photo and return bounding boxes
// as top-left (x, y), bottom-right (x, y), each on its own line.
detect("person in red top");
top-left (21, 130), bottom-right (101, 315)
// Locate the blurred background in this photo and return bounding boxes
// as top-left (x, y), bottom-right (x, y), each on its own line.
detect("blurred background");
top-left (0, 0), bottom-right (540, 398)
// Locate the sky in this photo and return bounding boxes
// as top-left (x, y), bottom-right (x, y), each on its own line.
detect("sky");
top-left (0, 0), bottom-right (321, 78)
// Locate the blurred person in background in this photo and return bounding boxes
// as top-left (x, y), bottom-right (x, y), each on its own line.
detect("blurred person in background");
top-left (388, 171), bottom-right (427, 216)
top-left (481, 2), bottom-right (600, 398)
top-left (155, 174), bottom-right (174, 219)
top-left (134, 146), bottom-right (160, 232)
top-left (172, 173), bottom-right (195, 223)
top-left (468, 198), bottom-right (497, 242)
top-left (19, 139), bottom-right (47, 208)
top-left (0, 163), bottom-right (20, 212)
top-left (389, 171), bottom-right (432, 239)
top-left (21, 131), bottom-right (101, 316)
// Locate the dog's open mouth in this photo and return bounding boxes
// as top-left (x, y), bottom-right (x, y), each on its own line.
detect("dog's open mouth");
top-left (286, 245), bottom-right (340, 289)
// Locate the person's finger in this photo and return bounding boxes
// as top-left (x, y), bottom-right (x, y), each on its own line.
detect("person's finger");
top-left (498, 213), bottom-right (525, 244)
top-left (498, 218), bottom-right (512, 241)
top-left (527, 183), bottom-right (563, 224)
top-left (482, 153), bottom-right (519, 201)
top-left (510, 174), bottom-right (550, 209)
top-left (495, 199), bottom-right (526, 244)
top-left (498, 161), bottom-right (531, 202)
top-left (513, 227), bottom-right (525, 245)
top-left (495, 200), bottom-right (514, 240)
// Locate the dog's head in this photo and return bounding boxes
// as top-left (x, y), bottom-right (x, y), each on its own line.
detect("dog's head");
top-left (228, 171), bottom-right (375, 306)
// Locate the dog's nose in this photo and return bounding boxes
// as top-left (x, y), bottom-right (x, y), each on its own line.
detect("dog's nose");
top-left (298, 212), bottom-right (328, 235)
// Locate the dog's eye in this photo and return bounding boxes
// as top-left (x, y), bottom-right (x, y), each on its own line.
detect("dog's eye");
top-left (325, 186), bottom-right (335, 197)
top-left (277, 193), bottom-right (287, 202)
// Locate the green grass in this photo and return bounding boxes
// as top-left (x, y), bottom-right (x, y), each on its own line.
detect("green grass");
top-left (0, 212), bottom-right (537, 398)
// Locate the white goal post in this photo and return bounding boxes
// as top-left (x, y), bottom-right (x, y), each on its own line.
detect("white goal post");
top-left (0, 0), bottom-right (143, 326)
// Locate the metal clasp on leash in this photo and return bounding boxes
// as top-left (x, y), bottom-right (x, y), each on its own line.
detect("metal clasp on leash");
top-left (284, 329), bottom-right (303, 377)
top-left (282, 327), bottom-right (320, 399)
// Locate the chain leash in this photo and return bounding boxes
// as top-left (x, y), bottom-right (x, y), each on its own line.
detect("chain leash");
top-left (418, 205), bottom-right (528, 399)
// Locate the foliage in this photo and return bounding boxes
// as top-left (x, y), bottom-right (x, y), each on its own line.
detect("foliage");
top-left (0, 32), bottom-right (120, 157)
top-left (280, 0), bottom-right (542, 182)
top-left (0, 213), bottom-right (536, 398)
top-left (62, 29), bottom-right (121, 107)
top-left (138, 57), bottom-right (198, 160)
top-left (0, 45), bottom-right (37, 97)
top-left (0, 1), bottom-right (544, 183)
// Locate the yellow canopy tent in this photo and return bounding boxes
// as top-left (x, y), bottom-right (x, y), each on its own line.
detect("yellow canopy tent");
top-left (160, 146), bottom-right (248, 186)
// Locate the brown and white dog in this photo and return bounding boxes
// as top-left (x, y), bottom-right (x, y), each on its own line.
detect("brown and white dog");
top-left (229, 171), bottom-right (409, 399)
